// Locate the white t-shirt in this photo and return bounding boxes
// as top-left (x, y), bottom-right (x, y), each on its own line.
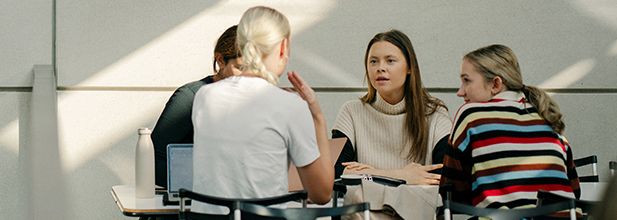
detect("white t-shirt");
top-left (191, 76), bottom-right (319, 214)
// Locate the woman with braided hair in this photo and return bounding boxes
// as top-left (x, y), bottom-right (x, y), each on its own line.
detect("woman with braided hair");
top-left (191, 6), bottom-right (333, 214)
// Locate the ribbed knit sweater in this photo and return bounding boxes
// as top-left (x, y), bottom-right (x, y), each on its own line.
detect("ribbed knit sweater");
top-left (333, 94), bottom-right (451, 168)
top-left (440, 91), bottom-right (580, 209)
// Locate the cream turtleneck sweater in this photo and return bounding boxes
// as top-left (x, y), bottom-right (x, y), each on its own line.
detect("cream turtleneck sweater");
top-left (333, 94), bottom-right (451, 169)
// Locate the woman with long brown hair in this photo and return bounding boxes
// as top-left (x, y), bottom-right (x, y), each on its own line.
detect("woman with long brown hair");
top-left (333, 29), bottom-right (451, 185)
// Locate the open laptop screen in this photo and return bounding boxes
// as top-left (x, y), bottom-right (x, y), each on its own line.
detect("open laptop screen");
top-left (166, 144), bottom-right (193, 196)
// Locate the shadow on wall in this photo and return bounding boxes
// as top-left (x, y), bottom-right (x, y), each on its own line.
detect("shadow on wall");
top-left (287, 1), bottom-right (617, 88)
top-left (56, 0), bottom-right (223, 87)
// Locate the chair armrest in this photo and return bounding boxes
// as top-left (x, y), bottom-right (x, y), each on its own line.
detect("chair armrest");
top-left (574, 155), bottom-right (597, 167)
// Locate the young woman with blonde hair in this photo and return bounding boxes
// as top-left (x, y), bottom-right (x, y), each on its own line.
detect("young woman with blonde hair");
top-left (440, 44), bottom-right (580, 210)
top-left (191, 6), bottom-right (333, 214)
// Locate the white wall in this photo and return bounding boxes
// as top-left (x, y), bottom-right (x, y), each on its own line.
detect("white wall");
top-left (0, 0), bottom-right (51, 219)
top-left (2, 0), bottom-right (616, 219)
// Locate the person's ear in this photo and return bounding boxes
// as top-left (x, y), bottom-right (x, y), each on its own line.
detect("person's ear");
top-left (279, 38), bottom-right (289, 58)
top-left (491, 76), bottom-right (504, 95)
top-left (214, 53), bottom-right (225, 70)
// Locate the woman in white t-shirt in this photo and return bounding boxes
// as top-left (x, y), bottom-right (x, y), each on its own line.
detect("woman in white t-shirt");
top-left (191, 6), bottom-right (333, 214)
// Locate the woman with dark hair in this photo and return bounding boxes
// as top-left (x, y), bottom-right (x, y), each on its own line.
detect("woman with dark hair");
top-left (440, 44), bottom-right (580, 210)
top-left (333, 29), bottom-right (451, 185)
top-left (151, 25), bottom-right (241, 188)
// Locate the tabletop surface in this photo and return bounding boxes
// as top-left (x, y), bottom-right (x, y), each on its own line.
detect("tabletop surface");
top-left (111, 185), bottom-right (186, 216)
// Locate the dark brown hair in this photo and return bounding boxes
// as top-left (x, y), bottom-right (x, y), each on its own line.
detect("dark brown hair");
top-left (212, 25), bottom-right (240, 73)
top-left (361, 29), bottom-right (447, 163)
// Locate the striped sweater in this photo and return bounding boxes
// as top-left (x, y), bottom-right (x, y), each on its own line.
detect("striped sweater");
top-left (440, 91), bottom-right (580, 209)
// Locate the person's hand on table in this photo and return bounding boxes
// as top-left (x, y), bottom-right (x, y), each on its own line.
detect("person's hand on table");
top-left (395, 163), bottom-right (442, 185)
top-left (342, 162), bottom-right (375, 175)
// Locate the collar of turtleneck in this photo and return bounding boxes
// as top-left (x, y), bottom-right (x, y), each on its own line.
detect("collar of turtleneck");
top-left (371, 93), bottom-right (406, 115)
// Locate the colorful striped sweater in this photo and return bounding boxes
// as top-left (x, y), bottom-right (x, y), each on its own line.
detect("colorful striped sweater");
top-left (440, 91), bottom-right (580, 209)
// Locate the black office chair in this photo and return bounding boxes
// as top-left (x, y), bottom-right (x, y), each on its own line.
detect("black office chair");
top-left (609, 161), bottom-right (616, 177)
top-left (442, 189), bottom-right (577, 220)
top-left (536, 190), bottom-right (599, 220)
top-left (574, 155), bottom-right (599, 182)
top-left (237, 201), bottom-right (370, 220)
top-left (178, 188), bottom-right (308, 220)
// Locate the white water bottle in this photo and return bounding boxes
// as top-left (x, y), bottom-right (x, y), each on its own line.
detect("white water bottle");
top-left (135, 127), bottom-right (155, 198)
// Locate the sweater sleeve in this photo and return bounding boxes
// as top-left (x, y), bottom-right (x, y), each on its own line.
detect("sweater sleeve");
top-left (439, 106), bottom-right (474, 205)
top-left (562, 137), bottom-right (581, 199)
top-left (332, 101), bottom-right (356, 148)
top-left (332, 129), bottom-right (357, 179)
top-left (427, 106), bottom-right (452, 164)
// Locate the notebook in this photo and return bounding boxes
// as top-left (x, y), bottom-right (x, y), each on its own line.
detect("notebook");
top-left (166, 143), bottom-right (193, 202)
top-left (287, 138), bottom-right (347, 192)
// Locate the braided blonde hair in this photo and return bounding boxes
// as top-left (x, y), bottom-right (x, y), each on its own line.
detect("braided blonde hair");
top-left (237, 6), bottom-right (290, 84)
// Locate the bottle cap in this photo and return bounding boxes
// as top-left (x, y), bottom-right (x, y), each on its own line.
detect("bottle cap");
top-left (138, 127), bottom-right (152, 135)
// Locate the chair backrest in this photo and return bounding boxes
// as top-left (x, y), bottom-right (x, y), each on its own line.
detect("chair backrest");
top-left (441, 186), bottom-right (577, 220)
top-left (537, 189), bottom-right (600, 219)
top-left (443, 199), bottom-right (576, 220)
top-left (574, 155), bottom-right (599, 182)
top-left (178, 188), bottom-right (308, 220)
top-left (609, 161), bottom-right (616, 177)
top-left (237, 201), bottom-right (370, 220)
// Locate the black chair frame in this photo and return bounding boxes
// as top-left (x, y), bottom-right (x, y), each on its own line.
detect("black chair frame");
top-left (536, 190), bottom-right (600, 220)
top-left (178, 188), bottom-right (307, 220)
top-left (574, 155), bottom-right (599, 182)
top-left (237, 201), bottom-right (370, 220)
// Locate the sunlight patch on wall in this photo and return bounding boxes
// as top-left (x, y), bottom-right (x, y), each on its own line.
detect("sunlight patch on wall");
top-left (570, 0), bottom-right (617, 31)
top-left (58, 1), bottom-right (336, 172)
top-left (608, 39), bottom-right (617, 56)
top-left (291, 46), bottom-right (363, 87)
top-left (75, 0), bottom-right (336, 87)
top-left (538, 58), bottom-right (595, 88)
top-left (57, 91), bottom-right (168, 172)
top-left (0, 120), bottom-right (19, 155)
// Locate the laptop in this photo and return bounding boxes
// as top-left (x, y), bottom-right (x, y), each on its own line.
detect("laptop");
top-left (165, 143), bottom-right (193, 202)
top-left (288, 138), bottom-right (347, 191)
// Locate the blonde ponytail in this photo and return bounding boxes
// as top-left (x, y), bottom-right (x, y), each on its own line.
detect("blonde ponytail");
top-left (237, 6), bottom-right (290, 85)
top-left (241, 41), bottom-right (278, 84)
top-left (522, 85), bottom-right (565, 134)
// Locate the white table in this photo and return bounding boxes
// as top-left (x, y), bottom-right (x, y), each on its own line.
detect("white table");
top-left (344, 180), bottom-right (441, 220)
top-left (580, 182), bottom-right (608, 201)
top-left (110, 185), bottom-right (186, 217)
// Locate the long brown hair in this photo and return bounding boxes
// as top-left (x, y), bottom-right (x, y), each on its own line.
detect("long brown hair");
top-left (361, 29), bottom-right (446, 163)
top-left (464, 44), bottom-right (565, 134)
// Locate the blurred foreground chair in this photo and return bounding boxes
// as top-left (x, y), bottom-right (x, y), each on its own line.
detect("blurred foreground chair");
top-left (609, 161), bottom-right (616, 177)
top-left (237, 201), bottom-right (370, 220)
top-left (178, 188), bottom-right (307, 220)
top-left (442, 189), bottom-right (577, 220)
top-left (574, 155), bottom-right (599, 182)
top-left (536, 190), bottom-right (599, 220)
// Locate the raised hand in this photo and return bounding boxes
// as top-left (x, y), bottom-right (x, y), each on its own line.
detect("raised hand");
top-left (287, 71), bottom-right (316, 105)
